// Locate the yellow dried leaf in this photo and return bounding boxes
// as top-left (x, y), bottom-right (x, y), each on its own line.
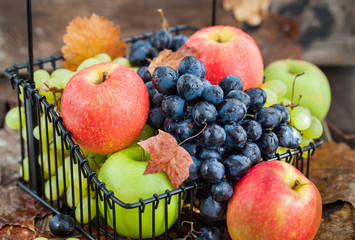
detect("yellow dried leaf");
top-left (223, 0), bottom-right (270, 26)
top-left (61, 14), bottom-right (126, 71)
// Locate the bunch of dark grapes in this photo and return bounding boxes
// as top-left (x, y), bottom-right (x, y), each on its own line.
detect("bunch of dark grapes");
top-left (138, 56), bottom-right (302, 231)
top-left (129, 30), bottom-right (188, 67)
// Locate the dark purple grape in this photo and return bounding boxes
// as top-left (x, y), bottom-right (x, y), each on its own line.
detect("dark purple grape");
top-left (200, 124), bottom-right (226, 149)
top-left (219, 75), bottom-right (243, 94)
top-left (241, 140), bottom-right (261, 165)
top-left (145, 81), bottom-right (158, 101)
top-left (163, 118), bottom-right (178, 133)
top-left (49, 214), bottom-right (75, 238)
top-left (257, 131), bottom-right (279, 159)
top-left (152, 66), bottom-right (179, 95)
top-left (174, 119), bottom-right (197, 141)
top-left (152, 30), bottom-right (172, 50)
top-left (177, 74), bottom-right (203, 101)
top-left (241, 120), bottom-right (263, 141)
top-left (171, 34), bottom-right (188, 51)
top-left (225, 90), bottom-right (251, 109)
top-left (198, 59), bottom-right (207, 78)
top-left (224, 123), bottom-right (248, 149)
top-left (198, 148), bottom-right (222, 162)
top-left (217, 99), bottom-right (247, 123)
top-left (192, 101), bottom-right (217, 127)
top-left (199, 195), bottom-right (227, 221)
top-left (137, 66), bottom-right (152, 83)
top-left (197, 226), bottom-right (223, 240)
top-left (255, 107), bottom-right (282, 129)
top-left (148, 108), bottom-right (165, 129)
top-left (161, 95), bottom-right (186, 120)
top-left (130, 40), bottom-right (152, 52)
top-left (187, 156), bottom-right (202, 181)
top-left (211, 179), bottom-right (234, 201)
top-left (245, 88), bottom-right (266, 112)
top-left (200, 158), bottom-right (225, 183)
top-left (202, 85), bottom-right (224, 105)
top-left (271, 103), bottom-right (291, 125)
top-left (178, 56), bottom-right (204, 78)
top-left (152, 92), bottom-right (165, 107)
top-left (129, 46), bottom-right (151, 67)
top-left (223, 155), bottom-right (252, 179)
top-left (181, 140), bottom-right (200, 157)
top-left (273, 125), bottom-right (301, 148)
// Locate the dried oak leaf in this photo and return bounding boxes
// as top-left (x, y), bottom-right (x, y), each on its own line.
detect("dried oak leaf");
top-left (314, 203), bottom-right (355, 240)
top-left (138, 130), bottom-right (194, 188)
top-left (147, 46), bottom-right (198, 75)
top-left (309, 141), bottom-right (355, 206)
top-left (61, 13), bottom-right (126, 71)
top-left (223, 0), bottom-right (270, 26)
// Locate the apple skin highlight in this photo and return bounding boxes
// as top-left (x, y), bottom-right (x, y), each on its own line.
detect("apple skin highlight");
top-left (61, 62), bottom-right (149, 154)
top-left (227, 160), bottom-right (322, 240)
top-left (184, 25), bottom-right (264, 90)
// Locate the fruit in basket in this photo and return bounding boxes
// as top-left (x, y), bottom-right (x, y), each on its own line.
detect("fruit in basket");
top-left (61, 62), bottom-right (149, 154)
top-left (184, 25), bottom-right (263, 89)
top-left (227, 161), bottom-right (322, 240)
top-left (49, 214), bottom-right (75, 238)
top-left (264, 59), bottom-right (331, 121)
top-left (98, 146), bottom-right (179, 239)
top-left (5, 107), bottom-right (25, 130)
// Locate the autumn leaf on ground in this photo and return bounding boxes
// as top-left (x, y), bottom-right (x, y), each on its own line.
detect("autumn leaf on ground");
top-left (223, 0), bottom-right (270, 26)
top-left (147, 46), bottom-right (198, 75)
top-left (138, 130), bottom-right (194, 188)
top-left (61, 13), bottom-right (126, 71)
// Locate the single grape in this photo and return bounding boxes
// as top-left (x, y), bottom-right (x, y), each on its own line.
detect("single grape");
top-left (163, 118), bottom-right (179, 133)
top-left (49, 214), bottom-right (75, 238)
top-left (197, 226), bottom-right (223, 240)
top-left (202, 85), bottom-right (224, 105)
top-left (257, 131), bottom-right (279, 159)
top-left (130, 40), bottom-right (152, 52)
top-left (211, 179), bottom-right (234, 201)
top-left (187, 156), bottom-right (202, 181)
top-left (262, 88), bottom-right (278, 107)
top-left (94, 53), bottom-right (112, 62)
top-left (181, 140), bottom-right (200, 157)
top-left (278, 98), bottom-right (292, 106)
top-left (245, 88), bottom-right (266, 112)
top-left (225, 90), bottom-right (251, 108)
top-left (219, 75), bottom-right (243, 94)
top-left (145, 81), bottom-right (158, 101)
top-left (290, 106), bottom-right (312, 131)
top-left (200, 124), bottom-right (226, 149)
top-left (261, 79), bottom-right (287, 99)
top-left (66, 186), bottom-right (86, 208)
top-left (192, 101), bottom-right (217, 127)
top-left (38, 148), bottom-right (62, 177)
top-left (273, 125), bottom-right (302, 149)
top-left (148, 108), bottom-right (165, 129)
top-left (223, 155), bottom-right (251, 179)
top-left (199, 195), bottom-right (227, 221)
top-left (200, 158), bottom-right (225, 183)
top-left (152, 66), bottom-right (179, 95)
top-left (178, 56), bottom-right (204, 78)
top-left (224, 123), bottom-right (248, 149)
top-left (240, 140), bottom-right (261, 165)
top-left (270, 103), bottom-right (290, 125)
top-left (303, 116), bottom-right (323, 139)
top-left (201, 78), bottom-right (212, 88)
top-left (174, 119), bottom-right (197, 141)
top-left (34, 69), bottom-right (51, 87)
top-left (51, 68), bottom-right (73, 80)
top-left (198, 148), bottom-right (223, 162)
top-left (255, 107), bottom-right (282, 129)
top-left (161, 95), bottom-right (186, 120)
top-left (75, 196), bottom-right (97, 224)
top-left (112, 57), bottom-right (131, 66)
top-left (44, 175), bottom-right (64, 201)
top-left (241, 120), bottom-right (262, 141)
top-left (171, 34), bottom-right (188, 51)
top-left (152, 92), bottom-right (165, 108)
top-left (76, 58), bottom-right (101, 71)
top-left (177, 74), bottom-right (203, 101)
top-left (152, 30), bottom-right (173, 50)
top-left (129, 46), bottom-right (152, 67)
top-left (5, 107), bottom-right (25, 130)
top-left (217, 99), bottom-right (247, 123)
top-left (20, 157), bottom-right (29, 182)
top-left (137, 66), bottom-right (151, 83)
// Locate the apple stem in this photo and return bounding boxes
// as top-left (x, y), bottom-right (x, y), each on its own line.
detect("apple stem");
top-left (140, 147), bottom-right (146, 161)
top-left (292, 179), bottom-right (300, 190)
top-left (157, 9), bottom-right (169, 30)
top-left (179, 122), bottom-right (207, 146)
top-left (290, 71), bottom-right (307, 108)
top-left (102, 71), bottom-right (108, 83)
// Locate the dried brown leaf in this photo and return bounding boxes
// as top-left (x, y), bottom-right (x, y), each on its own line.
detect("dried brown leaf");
top-left (138, 130), bottom-right (194, 188)
top-left (147, 46), bottom-right (198, 75)
top-left (222, 0), bottom-right (270, 26)
top-left (61, 13), bottom-right (126, 71)
top-left (309, 141), bottom-right (355, 206)
top-left (0, 225), bottom-right (35, 240)
top-left (314, 203), bottom-right (355, 240)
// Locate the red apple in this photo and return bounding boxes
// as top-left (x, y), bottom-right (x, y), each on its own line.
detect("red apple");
top-left (61, 62), bottom-right (149, 154)
top-left (184, 25), bottom-right (263, 89)
top-left (227, 160), bottom-right (322, 240)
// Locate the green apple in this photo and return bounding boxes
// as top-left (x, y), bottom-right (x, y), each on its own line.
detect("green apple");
top-left (98, 146), bottom-right (180, 239)
top-left (264, 59), bottom-right (331, 121)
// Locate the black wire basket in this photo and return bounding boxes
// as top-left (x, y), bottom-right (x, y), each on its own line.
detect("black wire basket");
top-left (3, 1), bottom-right (322, 239)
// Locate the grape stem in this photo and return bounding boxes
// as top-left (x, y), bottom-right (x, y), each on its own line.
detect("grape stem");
top-left (179, 122), bottom-right (207, 146)
top-left (290, 71), bottom-right (308, 108)
top-left (157, 9), bottom-right (169, 30)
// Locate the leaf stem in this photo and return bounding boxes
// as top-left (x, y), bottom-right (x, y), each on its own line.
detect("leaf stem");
top-left (179, 122), bottom-right (207, 146)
